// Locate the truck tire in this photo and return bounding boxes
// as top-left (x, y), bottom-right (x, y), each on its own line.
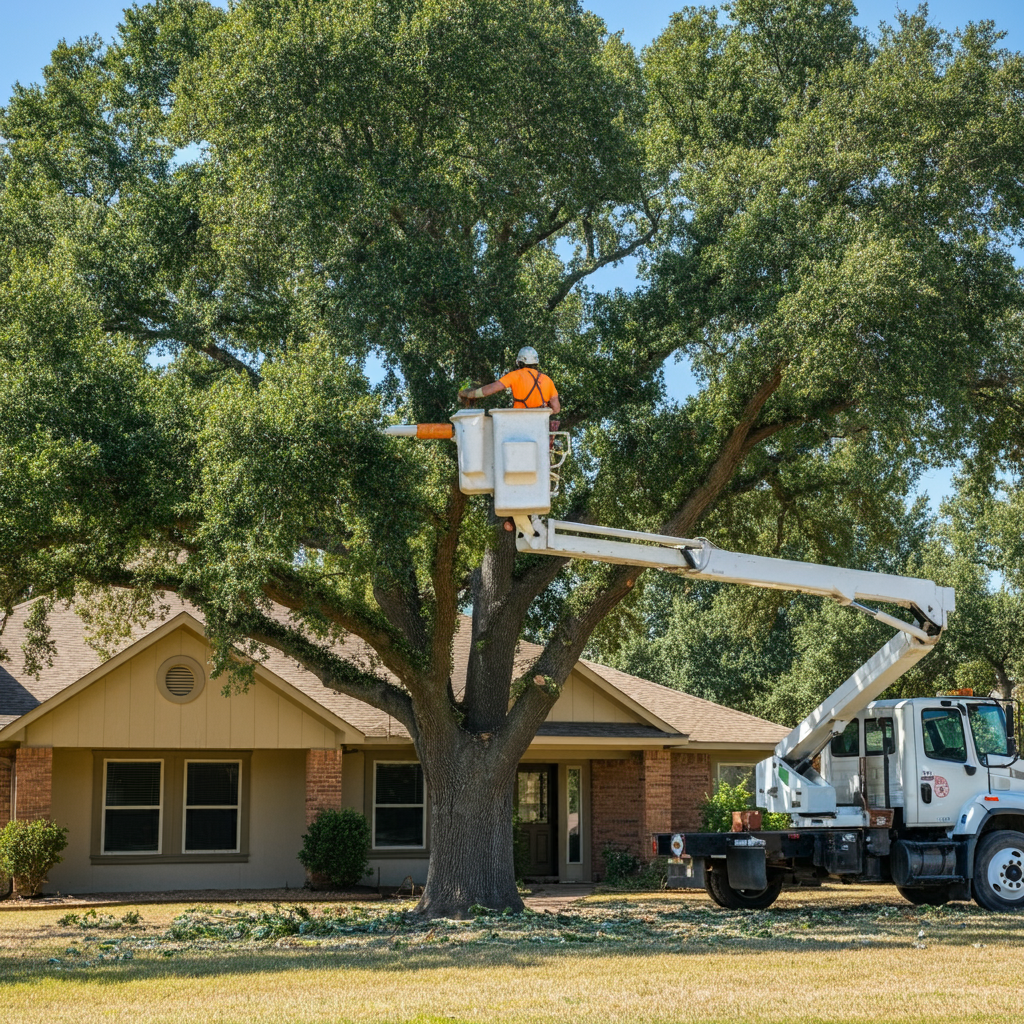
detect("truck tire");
top-left (704, 865), bottom-right (782, 910)
top-left (895, 885), bottom-right (951, 906)
top-left (973, 829), bottom-right (1024, 912)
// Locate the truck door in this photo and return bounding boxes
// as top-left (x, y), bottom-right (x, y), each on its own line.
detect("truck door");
top-left (909, 706), bottom-right (978, 827)
top-left (824, 720), bottom-right (861, 806)
top-left (864, 717), bottom-right (899, 808)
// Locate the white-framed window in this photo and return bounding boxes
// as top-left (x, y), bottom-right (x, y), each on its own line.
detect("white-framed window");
top-left (566, 765), bottom-right (582, 864)
top-left (183, 760), bottom-right (242, 853)
top-left (102, 759), bottom-right (163, 855)
top-left (373, 761), bottom-right (425, 849)
top-left (717, 763), bottom-right (756, 806)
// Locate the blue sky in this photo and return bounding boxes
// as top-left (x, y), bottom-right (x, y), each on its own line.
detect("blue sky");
top-left (5, 0), bottom-right (1021, 507)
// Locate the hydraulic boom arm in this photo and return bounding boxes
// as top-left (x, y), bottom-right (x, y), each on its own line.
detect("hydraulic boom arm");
top-left (515, 517), bottom-right (954, 766)
top-left (385, 408), bottom-right (955, 816)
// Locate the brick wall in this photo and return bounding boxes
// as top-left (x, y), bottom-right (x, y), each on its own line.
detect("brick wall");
top-left (305, 749), bottom-right (343, 826)
top-left (590, 750), bottom-right (714, 878)
top-left (670, 752), bottom-right (712, 831)
top-left (590, 757), bottom-right (641, 879)
top-left (0, 750), bottom-right (13, 828)
top-left (14, 747), bottom-right (52, 821)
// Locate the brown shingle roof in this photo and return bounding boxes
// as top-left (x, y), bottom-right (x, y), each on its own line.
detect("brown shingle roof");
top-left (0, 600), bottom-right (785, 748)
top-left (579, 660), bottom-right (788, 746)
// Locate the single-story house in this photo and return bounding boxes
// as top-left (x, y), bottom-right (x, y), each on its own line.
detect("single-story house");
top-left (0, 599), bottom-right (786, 892)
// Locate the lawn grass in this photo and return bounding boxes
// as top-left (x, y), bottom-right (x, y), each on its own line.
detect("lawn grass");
top-left (1, 885), bottom-right (1021, 1023)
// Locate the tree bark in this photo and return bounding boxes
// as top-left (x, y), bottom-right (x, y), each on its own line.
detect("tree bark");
top-left (992, 664), bottom-right (1014, 701)
top-left (414, 741), bottom-right (523, 918)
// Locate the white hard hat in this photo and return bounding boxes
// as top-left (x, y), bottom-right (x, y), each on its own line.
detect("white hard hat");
top-left (516, 346), bottom-right (540, 367)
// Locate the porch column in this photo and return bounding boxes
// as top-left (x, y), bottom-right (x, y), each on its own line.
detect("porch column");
top-left (638, 750), bottom-right (672, 860)
top-left (590, 757), bottom-right (641, 879)
top-left (305, 748), bottom-right (343, 826)
top-left (0, 750), bottom-right (14, 827)
top-left (14, 747), bottom-right (52, 821)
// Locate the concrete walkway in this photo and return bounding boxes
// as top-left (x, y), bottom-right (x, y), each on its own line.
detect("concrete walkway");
top-left (521, 883), bottom-right (596, 912)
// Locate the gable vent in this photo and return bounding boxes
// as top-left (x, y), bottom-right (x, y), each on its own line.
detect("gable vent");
top-left (157, 655), bottom-right (206, 704)
top-left (165, 665), bottom-right (196, 697)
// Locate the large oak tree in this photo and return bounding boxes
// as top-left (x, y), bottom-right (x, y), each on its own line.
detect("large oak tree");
top-left (3, 0), bottom-right (1024, 916)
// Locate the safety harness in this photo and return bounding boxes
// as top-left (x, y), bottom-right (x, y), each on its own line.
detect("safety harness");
top-left (514, 367), bottom-right (544, 408)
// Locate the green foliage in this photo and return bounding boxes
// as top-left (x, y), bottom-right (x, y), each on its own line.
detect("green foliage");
top-left (57, 909), bottom-right (142, 928)
top-left (697, 779), bottom-right (789, 833)
top-left (601, 845), bottom-right (640, 883)
top-left (698, 779), bottom-right (753, 834)
top-left (0, 819), bottom-right (69, 897)
top-left (297, 809), bottom-right (371, 890)
top-left (6, 0), bottom-right (1024, 917)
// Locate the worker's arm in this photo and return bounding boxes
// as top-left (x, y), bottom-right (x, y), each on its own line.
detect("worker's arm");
top-left (548, 394), bottom-right (561, 415)
top-left (458, 380), bottom-right (506, 403)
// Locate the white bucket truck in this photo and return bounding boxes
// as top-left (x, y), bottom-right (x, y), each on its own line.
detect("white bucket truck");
top-left (388, 409), bottom-right (1024, 911)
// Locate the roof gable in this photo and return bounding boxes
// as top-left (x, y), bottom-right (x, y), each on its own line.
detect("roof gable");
top-left (0, 600), bottom-right (786, 750)
top-left (0, 610), bottom-right (364, 746)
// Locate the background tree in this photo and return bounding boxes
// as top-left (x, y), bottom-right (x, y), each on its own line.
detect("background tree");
top-left (3, 0), bottom-right (1024, 917)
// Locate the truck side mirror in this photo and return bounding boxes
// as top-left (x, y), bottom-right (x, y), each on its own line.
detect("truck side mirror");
top-left (1007, 705), bottom-right (1018, 757)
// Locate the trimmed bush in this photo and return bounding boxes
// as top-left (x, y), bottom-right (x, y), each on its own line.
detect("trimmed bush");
top-left (298, 808), bottom-right (371, 889)
top-left (698, 778), bottom-right (790, 832)
top-left (0, 819), bottom-right (69, 897)
top-left (601, 845), bottom-right (640, 883)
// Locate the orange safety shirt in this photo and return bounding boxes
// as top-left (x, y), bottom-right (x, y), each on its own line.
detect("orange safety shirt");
top-left (499, 368), bottom-right (558, 409)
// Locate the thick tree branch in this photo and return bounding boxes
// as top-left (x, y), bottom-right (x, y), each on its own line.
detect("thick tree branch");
top-left (532, 366), bottom-right (788, 682)
top-left (429, 481), bottom-right (467, 685)
top-left (545, 219), bottom-right (660, 312)
top-left (494, 678), bottom-right (559, 775)
top-left (261, 567), bottom-right (425, 691)
top-left (244, 612), bottom-right (417, 732)
top-left (664, 365), bottom-right (785, 535)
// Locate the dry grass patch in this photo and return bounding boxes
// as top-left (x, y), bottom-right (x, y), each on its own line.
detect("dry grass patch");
top-left (0, 886), bottom-right (1022, 1023)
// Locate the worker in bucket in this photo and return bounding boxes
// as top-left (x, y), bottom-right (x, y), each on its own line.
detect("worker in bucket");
top-left (458, 347), bottom-right (561, 422)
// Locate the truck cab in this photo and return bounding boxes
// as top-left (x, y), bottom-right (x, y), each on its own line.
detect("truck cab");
top-left (820, 697), bottom-right (1019, 829)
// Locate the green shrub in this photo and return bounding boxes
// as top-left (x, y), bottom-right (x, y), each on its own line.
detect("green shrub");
top-left (297, 808), bottom-right (371, 889)
top-left (601, 845), bottom-right (640, 883)
top-left (698, 778), bottom-right (790, 832)
top-left (760, 810), bottom-right (791, 831)
top-left (0, 818), bottom-right (69, 896)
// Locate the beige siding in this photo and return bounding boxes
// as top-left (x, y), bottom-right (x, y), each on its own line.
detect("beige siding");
top-left (546, 672), bottom-right (636, 724)
top-left (341, 751), bottom-right (365, 814)
top-left (24, 628), bottom-right (337, 750)
top-left (47, 747), bottom-right (308, 893)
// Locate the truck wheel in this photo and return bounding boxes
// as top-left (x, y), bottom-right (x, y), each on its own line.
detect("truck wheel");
top-left (704, 866), bottom-right (782, 910)
top-left (896, 885), bottom-right (951, 906)
top-left (974, 830), bottom-right (1024, 912)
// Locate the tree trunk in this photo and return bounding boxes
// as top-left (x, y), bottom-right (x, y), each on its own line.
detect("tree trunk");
top-left (993, 665), bottom-right (1014, 702)
top-left (414, 747), bottom-right (522, 919)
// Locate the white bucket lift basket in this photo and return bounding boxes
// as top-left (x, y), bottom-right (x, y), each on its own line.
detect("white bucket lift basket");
top-left (450, 408), bottom-right (569, 515)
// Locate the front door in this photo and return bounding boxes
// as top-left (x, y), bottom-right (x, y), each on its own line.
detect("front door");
top-left (516, 765), bottom-right (557, 876)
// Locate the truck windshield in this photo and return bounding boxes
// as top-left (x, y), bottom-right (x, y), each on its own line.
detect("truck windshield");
top-left (967, 704), bottom-right (1011, 764)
